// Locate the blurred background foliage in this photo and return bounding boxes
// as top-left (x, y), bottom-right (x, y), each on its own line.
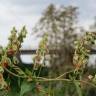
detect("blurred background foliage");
top-left (32, 4), bottom-right (96, 96)
top-left (33, 4), bottom-right (78, 77)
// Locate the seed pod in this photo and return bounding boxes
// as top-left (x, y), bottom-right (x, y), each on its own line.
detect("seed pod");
top-left (7, 48), bottom-right (14, 56)
top-left (88, 75), bottom-right (93, 80)
top-left (2, 61), bottom-right (8, 68)
top-left (36, 83), bottom-right (42, 93)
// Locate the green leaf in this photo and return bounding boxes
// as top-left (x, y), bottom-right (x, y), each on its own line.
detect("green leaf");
top-left (20, 81), bottom-right (33, 96)
top-left (25, 69), bottom-right (32, 76)
top-left (12, 65), bottom-right (26, 77)
top-left (8, 91), bottom-right (19, 96)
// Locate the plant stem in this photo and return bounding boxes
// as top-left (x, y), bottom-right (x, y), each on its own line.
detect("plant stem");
top-left (55, 70), bottom-right (74, 79)
top-left (4, 67), bottom-right (27, 78)
top-left (4, 67), bottom-right (96, 88)
top-left (74, 80), bottom-right (82, 96)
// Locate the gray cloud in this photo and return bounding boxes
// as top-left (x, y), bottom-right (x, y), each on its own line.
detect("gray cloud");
top-left (0, 0), bottom-right (95, 47)
top-left (0, 0), bottom-right (73, 8)
top-left (0, 0), bottom-right (74, 16)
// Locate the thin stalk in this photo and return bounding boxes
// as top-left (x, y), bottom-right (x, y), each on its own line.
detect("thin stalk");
top-left (37, 65), bottom-right (42, 77)
top-left (4, 67), bottom-right (96, 88)
top-left (74, 80), bottom-right (82, 96)
top-left (4, 67), bottom-right (27, 78)
top-left (55, 70), bottom-right (74, 79)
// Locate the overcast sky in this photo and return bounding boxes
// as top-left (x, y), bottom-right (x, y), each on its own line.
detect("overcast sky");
top-left (0, 0), bottom-right (96, 48)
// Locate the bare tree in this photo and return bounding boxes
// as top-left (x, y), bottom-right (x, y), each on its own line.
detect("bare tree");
top-left (33, 4), bottom-right (78, 76)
